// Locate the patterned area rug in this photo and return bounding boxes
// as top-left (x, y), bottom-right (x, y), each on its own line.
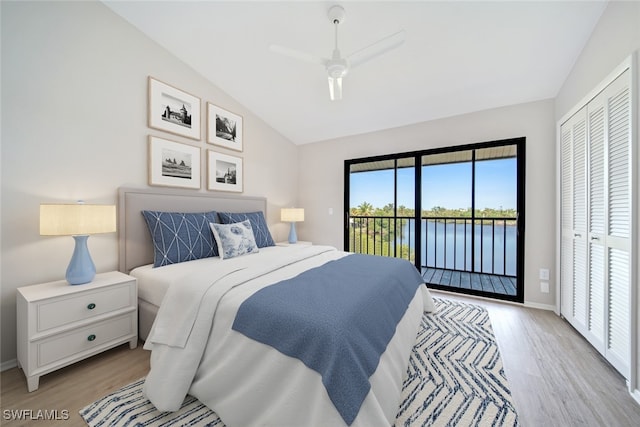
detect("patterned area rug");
top-left (80, 297), bottom-right (519, 426)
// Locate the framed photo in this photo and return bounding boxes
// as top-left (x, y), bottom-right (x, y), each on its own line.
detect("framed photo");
top-left (207, 102), bottom-right (243, 151)
top-left (148, 136), bottom-right (201, 189)
top-left (207, 150), bottom-right (243, 192)
top-left (148, 77), bottom-right (201, 140)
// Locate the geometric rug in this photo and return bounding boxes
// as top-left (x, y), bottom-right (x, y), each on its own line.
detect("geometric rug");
top-left (395, 298), bottom-right (519, 426)
top-left (80, 297), bottom-right (519, 426)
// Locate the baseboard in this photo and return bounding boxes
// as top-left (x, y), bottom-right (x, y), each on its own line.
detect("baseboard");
top-left (430, 289), bottom-right (556, 312)
top-left (1, 358), bottom-right (17, 372)
top-left (523, 301), bottom-right (556, 311)
top-left (631, 388), bottom-right (640, 405)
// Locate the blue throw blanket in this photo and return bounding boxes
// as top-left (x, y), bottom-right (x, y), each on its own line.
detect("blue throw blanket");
top-left (232, 254), bottom-right (424, 425)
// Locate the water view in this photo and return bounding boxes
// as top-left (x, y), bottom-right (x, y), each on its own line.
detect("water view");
top-left (402, 220), bottom-right (517, 276)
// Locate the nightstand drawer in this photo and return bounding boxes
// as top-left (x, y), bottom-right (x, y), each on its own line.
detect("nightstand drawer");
top-left (37, 313), bottom-right (135, 368)
top-left (37, 282), bottom-right (135, 332)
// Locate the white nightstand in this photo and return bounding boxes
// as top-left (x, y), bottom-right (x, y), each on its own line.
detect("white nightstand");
top-left (276, 241), bottom-right (312, 246)
top-left (16, 271), bottom-right (137, 392)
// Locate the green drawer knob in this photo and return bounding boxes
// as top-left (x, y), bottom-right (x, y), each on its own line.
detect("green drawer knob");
top-left (87, 303), bottom-right (96, 310)
top-left (87, 334), bottom-right (96, 342)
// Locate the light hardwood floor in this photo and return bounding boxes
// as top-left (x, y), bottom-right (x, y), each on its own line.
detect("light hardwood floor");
top-left (437, 291), bottom-right (640, 426)
top-left (1, 344), bottom-right (149, 426)
top-left (2, 293), bottom-right (640, 426)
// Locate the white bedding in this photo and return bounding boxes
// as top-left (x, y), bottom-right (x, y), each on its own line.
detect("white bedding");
top-left (131, 256), bottom-right (229, 307)
top-left (140, 245), bottom-right (434, 427)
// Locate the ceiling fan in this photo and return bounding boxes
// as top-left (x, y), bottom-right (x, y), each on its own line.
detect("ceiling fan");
top-left (269, 5), bottom-right (405, 101)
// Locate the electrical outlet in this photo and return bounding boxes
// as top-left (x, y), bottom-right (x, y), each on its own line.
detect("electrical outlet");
top-left (539, 268), bottom-right (550, 281)
top-left (541, 281), bottom-right (550, 293)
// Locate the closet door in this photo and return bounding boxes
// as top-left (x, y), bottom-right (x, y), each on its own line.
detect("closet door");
top-left (604, 70), bottom-right (631, 378)
top-left (559, 67), bottom-right (633, 380)
top-left (560, 121), bottom-right (573, 318)
top-left (586, 92), bottom-right (606, 351)
top-left (560, 108), bottom-right (588, 331)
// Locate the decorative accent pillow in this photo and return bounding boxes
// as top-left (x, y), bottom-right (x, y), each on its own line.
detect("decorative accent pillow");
top-left (141, 210), bottom-right (219, 267)
top-left (209, 220), bottom-right (259, 260)
top-left (217, 211), bottom-right (275, 248)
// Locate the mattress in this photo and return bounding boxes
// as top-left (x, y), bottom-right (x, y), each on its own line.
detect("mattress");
top-left (132, 250), bottom-right (272, 341)
top-left (132, 257), bottom-right (210, 307)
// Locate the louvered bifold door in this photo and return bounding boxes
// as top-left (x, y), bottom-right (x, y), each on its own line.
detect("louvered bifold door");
top-left (604, 70), bottom-right (631, 378)
top-left (560, 119), bottom-right (575, 318)
top-left (586, 94), bottom-right (606, 352)
top-left (572, 111), bottom-right (589, 331)
top-left (559, 64), bottom-right (633, 381)
top-left (560, 108), bottom-right (588, 330)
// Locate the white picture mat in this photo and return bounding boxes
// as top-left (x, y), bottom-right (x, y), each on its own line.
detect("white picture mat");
top-left (207, 102), bottom-right (243, 151)
top-left (149, 77), bottom-right (201, 140)
top-left (149, 136), bottom-right (201, 189)
top-left (207, 150), bottom-right (243, 192)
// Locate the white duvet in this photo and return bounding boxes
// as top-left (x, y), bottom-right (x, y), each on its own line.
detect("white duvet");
top-left (143, 245), bottom-right (434, 427)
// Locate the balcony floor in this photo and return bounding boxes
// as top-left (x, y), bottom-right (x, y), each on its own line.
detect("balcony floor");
top-left (421, 267), bottom-right (517, 297)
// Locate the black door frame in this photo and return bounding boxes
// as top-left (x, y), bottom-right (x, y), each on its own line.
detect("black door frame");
top-left (344, 137), bottom-right (526, 304)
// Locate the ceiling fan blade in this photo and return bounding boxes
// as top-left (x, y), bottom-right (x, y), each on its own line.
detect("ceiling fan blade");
top-left (328, 76), bottom-right (343, 101)
top-left (269, 44), bottom-right (328, 66)
top-left (347, 30), bottom-right (405, 68)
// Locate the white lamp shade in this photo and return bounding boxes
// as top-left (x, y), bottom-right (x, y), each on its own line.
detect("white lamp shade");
top-left (281, 208), bottom-right (304, 223)
top-left (40, 204), bottom-right (116, 236)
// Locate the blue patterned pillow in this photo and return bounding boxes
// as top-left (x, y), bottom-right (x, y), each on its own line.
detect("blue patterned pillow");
top-left (209, 220), bottom-right (259, 260)
top-left (217, 211), bottom-right (275, 248)
top-left (141, 210), bottom-right (219, 267)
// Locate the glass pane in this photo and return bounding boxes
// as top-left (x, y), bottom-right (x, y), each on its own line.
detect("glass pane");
top-left (349, 163), bottom-right (393, 257)
top-left (397, 159), bottom-right (415, 216)
top-left (396, 158), bottom-right (415, 261)
top-left (474, 150), bottom-right (517, 218)
top-left (348, 158), bottom-right (415, 262)
top-left (421, 151), bottom-right (473, 271)
top-left (349, 167), bottom-right (394, 214)
top-left (474, 145), bottom-right (517, 276)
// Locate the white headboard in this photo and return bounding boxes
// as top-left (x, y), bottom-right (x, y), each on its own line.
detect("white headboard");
top-left (118, 187), bottom-right (267, 273)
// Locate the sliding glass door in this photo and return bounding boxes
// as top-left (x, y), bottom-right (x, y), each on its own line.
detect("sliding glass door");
top-left (345, 138), bottom-right (525, 303)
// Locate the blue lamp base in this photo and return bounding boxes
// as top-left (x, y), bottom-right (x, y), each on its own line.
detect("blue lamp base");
top-left (288, 222), bottom-right (298, 244)
top-left (66, 235), bottom-right (96, 285)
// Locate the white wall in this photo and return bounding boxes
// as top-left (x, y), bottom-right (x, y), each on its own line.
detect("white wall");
top-left (553, 0), bottom-right (640, 402)
top-left (555, 0), bottom-right (640, 119)
top-left (298, 99), bottom-right (556, 308)
top-left (0, 0), bottom-right (297, 365)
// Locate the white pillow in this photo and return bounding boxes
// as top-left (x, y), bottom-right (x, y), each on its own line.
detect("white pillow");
top-left (209, 220), bottom-right (259, 260)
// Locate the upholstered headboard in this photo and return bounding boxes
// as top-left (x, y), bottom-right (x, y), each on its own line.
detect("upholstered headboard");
top-left (118, 187), bottom-right (267, 273)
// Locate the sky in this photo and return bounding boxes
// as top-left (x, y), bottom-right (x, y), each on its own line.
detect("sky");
top-left (350, 158), bottom-right (517, 211)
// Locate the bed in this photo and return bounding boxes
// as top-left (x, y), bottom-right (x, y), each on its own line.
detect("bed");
top-left (117, 186), bottom-right (435, 427)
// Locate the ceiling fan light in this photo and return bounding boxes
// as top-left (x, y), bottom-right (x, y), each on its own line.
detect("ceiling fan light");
top-left (328, 76), bottom-right (343, 101)
top-left (270, 5), bottom-right (403, 101)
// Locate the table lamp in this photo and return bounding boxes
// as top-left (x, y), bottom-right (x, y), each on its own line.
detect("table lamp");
top-left (281, 208), bottom-right (304, 244)
top-left (40, 203), bottom-right (116, 285)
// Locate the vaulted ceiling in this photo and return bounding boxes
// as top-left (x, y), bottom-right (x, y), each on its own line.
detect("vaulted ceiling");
top-left (104, 1), bottom-right (607, 145)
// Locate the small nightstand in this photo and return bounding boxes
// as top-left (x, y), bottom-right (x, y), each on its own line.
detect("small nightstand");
top-left (16, 271), bottom-right (137, 392)
top-left (276, 241), bottom-right (312, 247)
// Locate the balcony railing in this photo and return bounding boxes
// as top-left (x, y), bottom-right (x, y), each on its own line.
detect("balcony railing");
top-left (348, 216), bottom-right (416, 260)
top-left (348, 215), bottom-right (517, 277)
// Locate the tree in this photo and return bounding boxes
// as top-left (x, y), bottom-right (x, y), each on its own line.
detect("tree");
top-left (356, 202), bottom-right (374, 216)
top-left (348, 200), bottom-right (415, 263)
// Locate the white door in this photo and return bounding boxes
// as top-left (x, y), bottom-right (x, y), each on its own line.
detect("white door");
top-left (560, 108), bottom-right (588, 333)
top-left (603, 70), bottom-right (632, 378)
top-left (559, 67), bottom-right (632, 379)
